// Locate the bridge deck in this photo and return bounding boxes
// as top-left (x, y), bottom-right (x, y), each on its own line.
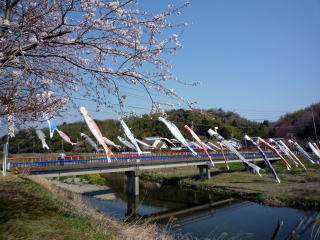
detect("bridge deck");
top-left (5, 151), bottom-right (280, 177)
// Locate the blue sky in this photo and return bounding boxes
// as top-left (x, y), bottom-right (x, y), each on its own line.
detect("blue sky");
top-left (171, 0), bottom-right (320, 120)
top-left (63, 0), bottom-right (320, 124)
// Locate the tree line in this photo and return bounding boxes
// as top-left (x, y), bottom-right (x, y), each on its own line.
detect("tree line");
top-left (2, 103), bottom-right (319, 154)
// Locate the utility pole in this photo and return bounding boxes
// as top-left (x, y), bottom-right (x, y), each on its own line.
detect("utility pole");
top-left (311, 108), bottom-right (318, 142)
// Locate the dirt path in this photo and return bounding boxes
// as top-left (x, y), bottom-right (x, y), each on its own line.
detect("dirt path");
top-left (50, 179), bottom-right (117, 200)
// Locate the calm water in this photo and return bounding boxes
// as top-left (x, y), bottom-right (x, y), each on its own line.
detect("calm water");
top-left (82, 174), bottom-right (319, 240)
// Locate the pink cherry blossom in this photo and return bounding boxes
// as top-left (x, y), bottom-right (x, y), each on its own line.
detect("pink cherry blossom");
top-left (0, 0), bottom-right (195, 127)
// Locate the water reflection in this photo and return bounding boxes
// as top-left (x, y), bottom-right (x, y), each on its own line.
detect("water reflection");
top-left (125, 195), bottom-right (140, 222)
top-left (271, 220), bottom-right (283, 240)
top-left (311, 213), bottom-right (320, 240)
top-left (271, 212), bottom-right (320, 240)
top-left (284, 212), bottom-right (320, 240)
top-left (170, 203), bottom-right (319, 240)
top-left (82, 173), bottom-right (319, 240)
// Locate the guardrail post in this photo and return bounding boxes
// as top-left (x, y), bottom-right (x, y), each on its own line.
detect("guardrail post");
top-left (59, 153), bottom-right (66, 166)
top-left (125, 170), bottom-right (139, 196)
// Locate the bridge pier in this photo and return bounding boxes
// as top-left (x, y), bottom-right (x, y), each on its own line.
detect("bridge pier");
top-left (198, 164), bottom-right (211, 180)
top-left (244, 160), bottom-right (256, 173)
top-left (125, 170), bottom-right (139, 196)
top-left (125, 195), bottom-right (140, 222)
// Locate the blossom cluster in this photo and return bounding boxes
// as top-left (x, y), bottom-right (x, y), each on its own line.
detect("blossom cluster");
top-left (0, 0), bottom-right (195, 131)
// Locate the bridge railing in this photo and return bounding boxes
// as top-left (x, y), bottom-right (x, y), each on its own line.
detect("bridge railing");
top-left (5, 151), bottom-right (278, 169)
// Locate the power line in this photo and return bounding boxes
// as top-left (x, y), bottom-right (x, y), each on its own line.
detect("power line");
top-left (62, 96), bottom-right (310, 126)
top-left (57, 89), bottom-right (310, 122)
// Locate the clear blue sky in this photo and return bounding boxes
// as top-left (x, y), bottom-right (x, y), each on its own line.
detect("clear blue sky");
top-left (171, 0), bottom-right (320, 121)
top-left (63, 0), bottom-right (320, 124)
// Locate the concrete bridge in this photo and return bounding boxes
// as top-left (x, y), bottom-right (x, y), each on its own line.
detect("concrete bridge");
top-left (5, 151), bottom-right (280, 196)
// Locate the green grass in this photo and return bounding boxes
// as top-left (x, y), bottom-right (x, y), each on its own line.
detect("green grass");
top-left (0, 175), bottom-right (115, 240)
top-left (141, 159), bottom-right (320, 208)
top-left (53, 174), bottom-right (107, 185)
top-left (78, 174), bottom-right (107, 185)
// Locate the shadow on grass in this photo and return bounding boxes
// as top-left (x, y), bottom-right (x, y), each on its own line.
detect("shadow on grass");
top-left (210, 169), bottom-right (246, 177)
top-left (0, 179), bottom-right (62, 224)
top-left (162, 175), bottom-right (197, 184)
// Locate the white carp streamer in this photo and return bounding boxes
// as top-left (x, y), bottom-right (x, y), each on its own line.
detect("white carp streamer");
top-left (117, 136), bottom-right (136, 151)
top-left (308, 142), bottom-right (320, 160)
top-left (80, 107), bottom-right (112, 162)
top-left (257, 137), bottom-right (291, 170)
top-left (289, 140), bottom-right (316, 164)
top-left (159, 117), bottom-right (197, 156)
top-left (203, 143), bottom-right (215, 151)
top-left (36, 129), bottom-right (49, 150)
top-left (103, 137), bottom-right (121, 150)
top-left (144, 137), bottom-right (176, 147)
top-left (119, 119), bottom-right (142, 155)
top-left (277, 139), bottom-right (306, 170)
top-left (269, 138), bottom-right (299, 167)
top-left (208, 128), bottom-right (261, 175)
top-left (207, 142), bottom-right (222, 151)
top-left (80, 133), bottom-right (99, 152)
top-left (245, 135), bottom-right (280, 183)
top-left (135, 138), bottom-right (155, 149)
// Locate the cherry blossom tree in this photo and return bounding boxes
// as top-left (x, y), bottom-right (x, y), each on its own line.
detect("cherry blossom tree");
top-left (0, 0), bottom-right (198, 128)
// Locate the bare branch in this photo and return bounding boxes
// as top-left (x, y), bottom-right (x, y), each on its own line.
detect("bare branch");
top-left (0, 0), bottom-right (194, 126)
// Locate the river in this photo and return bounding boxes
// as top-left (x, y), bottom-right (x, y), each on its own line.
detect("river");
top-left (81, 173), bottom-right (319, 240)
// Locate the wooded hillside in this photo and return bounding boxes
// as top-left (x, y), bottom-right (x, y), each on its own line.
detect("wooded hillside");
top-left (3, 103), bottom-right (319, 153)
top-left (272, 103), bottom-right (320, 140)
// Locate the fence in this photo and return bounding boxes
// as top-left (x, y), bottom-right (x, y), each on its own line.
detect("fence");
top-left (4, 151), bottom-right (277, 169)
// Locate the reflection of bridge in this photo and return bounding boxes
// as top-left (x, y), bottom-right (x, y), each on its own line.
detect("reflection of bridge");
top-left (6, 151), bottom-right (280, 195)
top-left (142, 198), bottom-right (238, 222)
top-left (125, 195), bottom-right (255, 225)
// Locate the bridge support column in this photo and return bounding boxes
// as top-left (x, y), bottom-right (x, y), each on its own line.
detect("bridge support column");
top-left (198, 165), bottom-right (211, 180)
top-left (244, 161), bottom-right (256, 173)
top-left (125, 170), bottom-right (139, 196)
top-left (125, 195), bottom-right (140, 222)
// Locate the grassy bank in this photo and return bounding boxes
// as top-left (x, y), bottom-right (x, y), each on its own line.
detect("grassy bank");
top-left (141, 160), bottom-right (320, 208)
top-left (0, 174), bottom-right (172, 240)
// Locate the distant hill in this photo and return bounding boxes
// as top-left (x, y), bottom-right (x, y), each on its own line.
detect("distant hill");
top-left (271, 103), bottom-right (320, 141)
top-left (3, 104), bottom-right (319, 154)
top-left (2, 108), bottom-right (271, 154)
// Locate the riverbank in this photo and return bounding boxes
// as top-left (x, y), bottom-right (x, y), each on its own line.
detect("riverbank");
top-left (50, 178), bottom-right (117, 200)
top-left (140, 161), bottom-right (320, 209)
top-left (0, 174), bottom-right (172, 240)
